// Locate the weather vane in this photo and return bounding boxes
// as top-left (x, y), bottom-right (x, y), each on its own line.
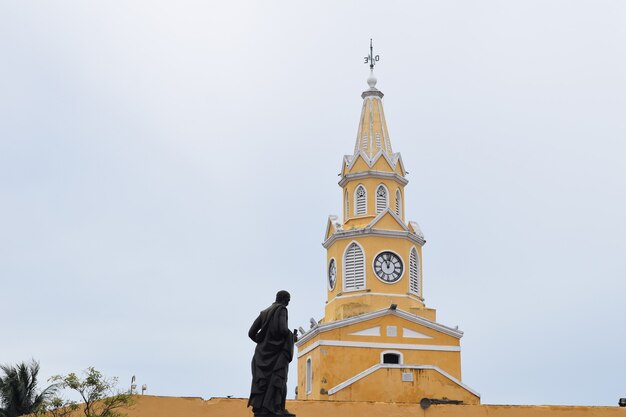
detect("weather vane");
top-left (364, 38), bottom-right (380, 69)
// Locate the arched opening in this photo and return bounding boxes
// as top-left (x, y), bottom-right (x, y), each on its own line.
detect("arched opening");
top-left (376, 185), bottom-right (388, 214)
top-left (381, 351), bottom-right (402, 365)
top-left (344, 241), bottom-right (365, 291)
top-left (355, 185), bottom-right (367, 215)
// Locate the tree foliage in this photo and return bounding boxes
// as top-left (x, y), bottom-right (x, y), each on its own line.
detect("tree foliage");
top-left (0, 360), bottom-right (57, 417)
top-left (43, 368), bottom-right (133, 417)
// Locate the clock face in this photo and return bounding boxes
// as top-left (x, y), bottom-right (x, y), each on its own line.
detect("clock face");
top-left (373, 251), bottom-right (403, 283)
top-left (328, 259), bottom-right (337, 290)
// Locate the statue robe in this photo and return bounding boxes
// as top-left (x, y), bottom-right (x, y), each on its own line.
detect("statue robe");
top-left (248, 302), bottom-right (294, 415)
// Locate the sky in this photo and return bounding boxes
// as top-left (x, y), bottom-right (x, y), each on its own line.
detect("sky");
top-left (1, 0), bottom-right (626, 408)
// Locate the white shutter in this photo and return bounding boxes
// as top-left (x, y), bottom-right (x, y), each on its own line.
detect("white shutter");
top-left (375, 133), bottom-right (381, 150)
top-left (306, 358), bottom-right (312, 394)
top-left (345, 191), bottom-right (349, 219)
top-left (355, 186), bottom-right (367, 215)
top-left (395, 189), bottom-right (402, 217)
top-left (376, 185), bottom-right (387, 213)
top-left (344, 242), bottom-right (365, 291)
top-left (409, 247), bottom-right (420, 296)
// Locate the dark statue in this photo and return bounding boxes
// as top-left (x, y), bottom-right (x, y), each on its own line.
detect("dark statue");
top-left (248, 290), bottom-right (297, 417)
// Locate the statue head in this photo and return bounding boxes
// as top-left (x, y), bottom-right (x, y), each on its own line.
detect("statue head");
top-left (275, 290), bottom-right (291, 306)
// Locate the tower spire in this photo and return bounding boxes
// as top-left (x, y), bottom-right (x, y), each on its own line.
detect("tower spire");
top-left (354, 39), bottom-right (391, 158)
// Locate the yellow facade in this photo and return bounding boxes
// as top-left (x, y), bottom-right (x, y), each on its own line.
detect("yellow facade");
top-left (93, 396), bottom-right (626, 417)
top-left (295, 74), bottom-right (478, 404)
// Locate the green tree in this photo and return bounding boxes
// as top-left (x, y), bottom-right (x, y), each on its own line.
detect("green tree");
top-left (0, 360), bottom-right (57, 417)
top-left (45, 368), bottom-right (133, 417)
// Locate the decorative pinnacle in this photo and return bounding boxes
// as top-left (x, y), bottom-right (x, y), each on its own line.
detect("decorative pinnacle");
top-left (364, 38), bottom-right (380, 69)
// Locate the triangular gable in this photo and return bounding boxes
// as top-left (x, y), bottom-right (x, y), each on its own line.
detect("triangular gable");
top-left (346, 151), bottom-right (371, 174)
top-left (367, 208), bottom-right (409, 232)
top-left (394, 153), bottom-right (406, 176)
top-left (296, 307), bottom-right (463, 347)
top-left (348, 326), bottom-right (381, 337)
top-left (367, 150), bottom-right (395, 173)
top-left (341, 155), bottom-right (353, 177)
top-left (325, 215), bottom-right (341, 240)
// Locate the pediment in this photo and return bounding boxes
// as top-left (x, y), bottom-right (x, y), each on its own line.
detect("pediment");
top-left (297, 307), bottom-right (463, 348)
top-left (367, 209), bottom-right (409, 232)
top-left (325, 215), bottom-right (341, 240)
top-left (346, 152), bottom-right (370, 174)
top-left (370, 151), bottom-right (395, 172)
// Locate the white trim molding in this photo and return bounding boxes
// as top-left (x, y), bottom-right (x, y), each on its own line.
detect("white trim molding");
top-left (323, 228), bottom-right (425, 249)
top-left (326, 292), bottom-right (423, 305)
top-left (327, 364), bottom-right (480, 398)
top-left (339, 170), bottom-right (408, 187)
top-left (296, 307), bottom-right (462, 346)
top-left (297, 340), bottom-right (460, 359)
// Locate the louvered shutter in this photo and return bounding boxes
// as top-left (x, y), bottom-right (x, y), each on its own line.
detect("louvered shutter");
top-left (395, 189), bottom-right (402, 216)
top-left (355, 186), bottom-right (366, 215)
top-left (409, 248), bottom-right (420, 296)
top-left (344, 243), bottom-right (365, 290)
top-left (376, 185), bottom-right (387, 213)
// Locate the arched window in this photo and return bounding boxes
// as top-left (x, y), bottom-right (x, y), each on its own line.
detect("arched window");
top-left (344, 242), bottom-right (365, 291)
top-left (376, 185), bottom-right (388, 214)
top-left (381, 351), bottom-right (403, 364)
top-left (409, 247), bottom-right (420, 296)
top-left (306, 357), bottom-right (312, 394)
top-left (395, 189), bottom-right (402, 217)
top-left (345, 190), bottom-right (349, 220)
top-left (355, 185), bottom-right (367, 216)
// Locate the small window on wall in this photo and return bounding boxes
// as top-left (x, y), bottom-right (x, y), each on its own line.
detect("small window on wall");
top-left (376, 185), bottom-right (388, 213)
top-left (345, 190), bottom-right (349, 220)
top-left (382, 352), bottom-right (401, 364)
top-left (355, 185), bottom-right (367, 215)
top-left (306, 357), bottom-right (312, 394)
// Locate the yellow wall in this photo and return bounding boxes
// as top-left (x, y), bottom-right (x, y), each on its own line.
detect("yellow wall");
top-left (325, 235), bottom-right (425, 321)
top-left (342, 177), bottom-right (405, 226)
top-left (97, 396), bottom-right (626, 417)
top-left (296, 313), bottom-right (464, 402)
top-left (330, 367), bottom-right (478, 404)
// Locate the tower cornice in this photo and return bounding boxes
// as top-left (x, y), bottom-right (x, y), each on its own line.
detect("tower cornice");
top-left (322, 228), bottom-right (425, 249)
top-left (339, 171), bottom-right (408, 188)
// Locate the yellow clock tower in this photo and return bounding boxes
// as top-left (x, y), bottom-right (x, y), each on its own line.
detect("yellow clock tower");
top-left (295, 47), bottom-right (480, 404)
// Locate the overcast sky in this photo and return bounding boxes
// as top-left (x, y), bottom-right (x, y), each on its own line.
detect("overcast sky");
top-left (1, 0), bottom-right (625, 408)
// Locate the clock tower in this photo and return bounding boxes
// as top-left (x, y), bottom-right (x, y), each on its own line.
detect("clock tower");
top-left (295, 44), bottom-right (480, 404)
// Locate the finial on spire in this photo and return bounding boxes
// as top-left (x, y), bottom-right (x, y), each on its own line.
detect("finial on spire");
top-left (364, 38), bottom-right (380, 70)
top-left (364, 39), bottom-right (380, 89)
